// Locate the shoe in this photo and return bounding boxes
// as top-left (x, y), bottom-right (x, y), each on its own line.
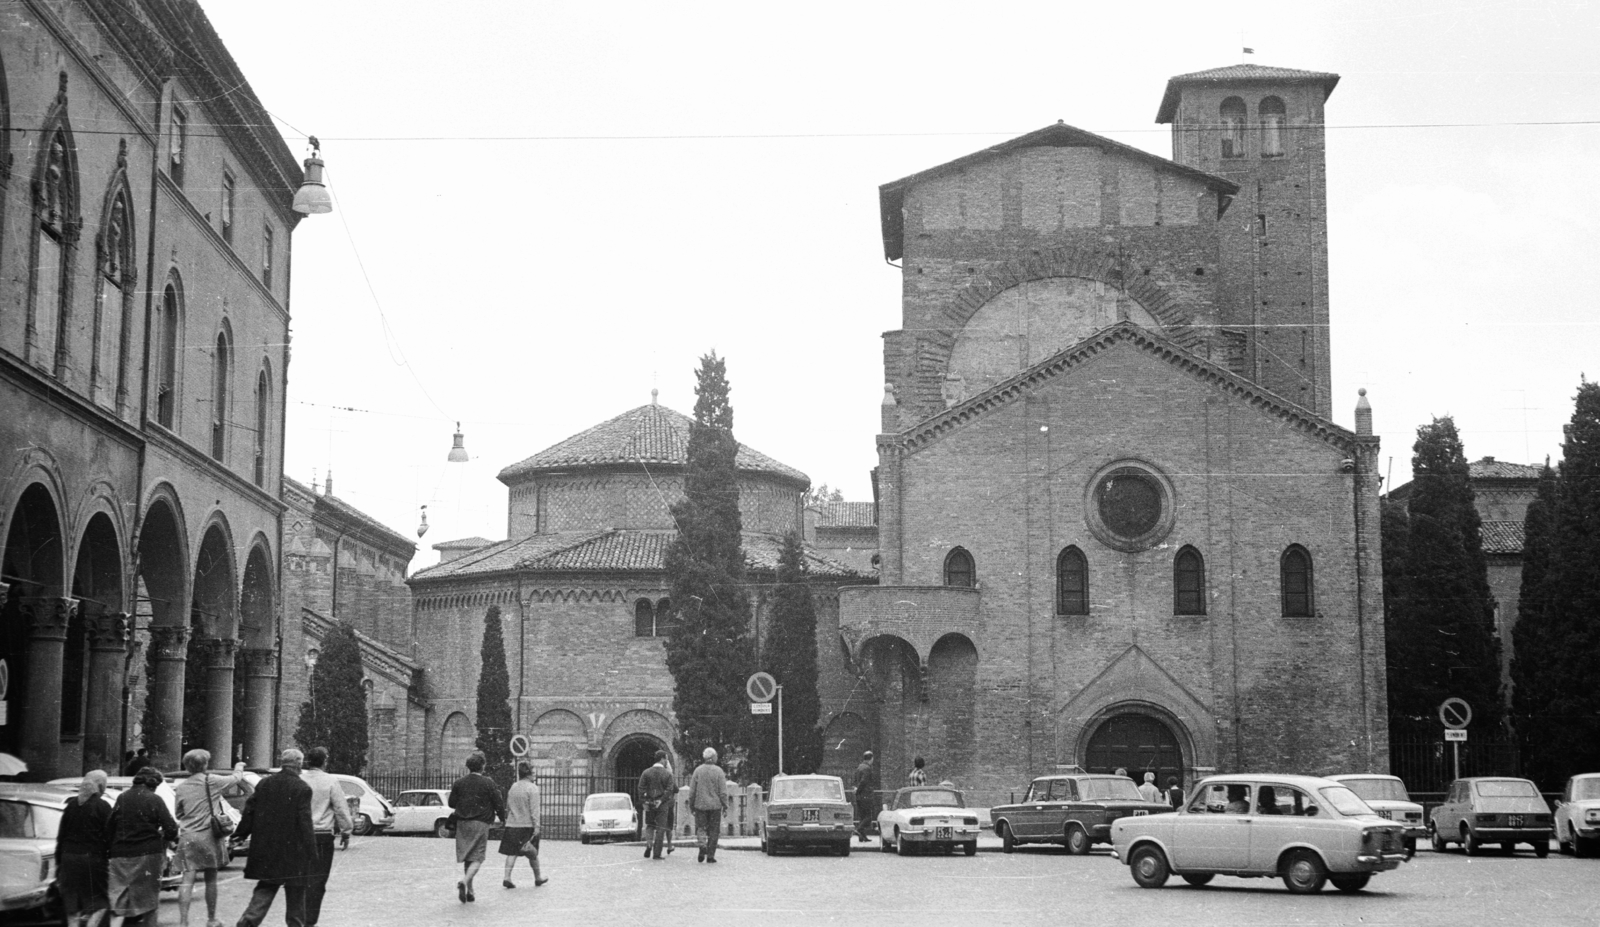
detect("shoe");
top-left (667, 843), bottom-right (675, 854)
top-left (466, 888), bottom-right (476, 903)
top-left (706, 856), bottom-right (717, 863)
top-left (503, 880), bottom-right (515, 889)
top-left (652, 853), bottom-right (663, 860)
top-left (457, 882), bottom-right (466, 903)
top-left (697, 849), bottom-right (705, 862)
top-left (643, 845), bottom-right (651, 858)
top-left (535, 878), bottom-right (549, 887)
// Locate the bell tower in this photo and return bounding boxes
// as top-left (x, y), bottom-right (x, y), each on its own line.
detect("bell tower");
top-left (1157, 65), bottom-right (1340, 417)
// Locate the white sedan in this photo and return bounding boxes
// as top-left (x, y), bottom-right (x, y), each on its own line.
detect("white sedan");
top-left (579, 792), bottom-right (639, 844)
top-left (877, 786), bottom-right (980, 856)
top-left (387, 789), bottom-right (456, 837)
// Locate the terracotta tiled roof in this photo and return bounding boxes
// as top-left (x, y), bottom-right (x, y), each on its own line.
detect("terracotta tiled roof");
top-left (1481, 520), bottom-right (1525, 556)
top-left (410, 530), bottom-right (866, 582)
top-left (817, 502), bottom-right (876, 528)
top-left (432, 536), bottom-right (493, 551)
top-left (1468, 458), bottom-right (1544, 481)
top-left (497, 403), bottom-right (807, 486)
top-left (1157, 64), bottom-right (1340, 122)
top-left (282, 476), bottom-right (415, 558)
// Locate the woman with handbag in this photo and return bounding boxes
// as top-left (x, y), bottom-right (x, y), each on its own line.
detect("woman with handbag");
top-left (106, 767), bottom-right (177, 927)
top-left (498, 761), bottom-right (547, 889)
top-left (172, 750), bottom-right (250, 927)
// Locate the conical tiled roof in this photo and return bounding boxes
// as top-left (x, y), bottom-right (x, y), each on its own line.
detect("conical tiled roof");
top-left (1157, 64), bottom-right (1340, 122)
top-left (497, 403), bottom-right (807, 485)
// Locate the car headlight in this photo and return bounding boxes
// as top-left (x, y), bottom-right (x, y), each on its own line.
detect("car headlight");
top-left (1586, 809), bottom-right (1600, 823)
top-left (770, 812), bottom-right (789, 821)
top-left (963, 817), bottom-right (978, 826)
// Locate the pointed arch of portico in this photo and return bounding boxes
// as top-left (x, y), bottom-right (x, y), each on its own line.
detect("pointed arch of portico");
top-left (1054, 644), bottom-right (1217, 772)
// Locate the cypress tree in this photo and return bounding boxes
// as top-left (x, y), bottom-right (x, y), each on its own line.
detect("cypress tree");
top-left (475, 605), bottom-right (515, 788)
top-left (664, 352), bottom-right (755, 766)
top-left (759, 533), bottom-right (823, 776)
top-left (296, 621), bottom-right (368, 774)
top-left (1385, 417), bottom-right (1503, 736)
top-left (1511, 463), bottom-right (1559, 785)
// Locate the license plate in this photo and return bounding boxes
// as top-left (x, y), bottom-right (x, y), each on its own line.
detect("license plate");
top-left (802, 808), bottom-right (819, 823)
top-left (935, 826), bottom-right (952, 840)
top-left (1134, 810), bottom-right (1148, 816)
top-left (1509, 815), bottom-right (1523, 827)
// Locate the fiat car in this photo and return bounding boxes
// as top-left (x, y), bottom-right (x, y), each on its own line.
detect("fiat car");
top-left (1555, 773), bottom-right (1600, 856)
top-left (991, 773), bottom-right (1170, 854)
top-left (877, 785), bottom-right (980, 856)
top-left (579, 792), bottom-right (639, 845)
top-left (1429, 777), bottom-right (1552, 857)
top-left (761, 774), bottom-right (853, 856)
top-left (1328, 774), bottom-right (1425, 857)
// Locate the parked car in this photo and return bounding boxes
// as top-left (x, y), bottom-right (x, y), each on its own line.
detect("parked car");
top-left (1110, 774), bottom-right (1408, 894)
top-left (579, 792), bottom-right (641, 845)
top-left (877, 785), bottom-right (980, 856)
top-left (1429, 777), bottom-right (1552, 857)
top-left (47, 776), bottom-right (192, 879)
top-left (388, 789), bottom-right (456, 837)
top-left (760, 775), bottom-right (853, 856)
top-left (1555, 773), bottom-right (1600, 857)
top-left (991, 773), bottom-right (1170, 854)
top-left (0, 783), bottom-right (76, 922)
top-left (1327, 774), bottom-right (1425, 857)
top-left (332, 774), bottom-right (395, 835)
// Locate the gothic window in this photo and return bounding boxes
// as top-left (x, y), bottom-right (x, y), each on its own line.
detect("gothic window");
top-left (1220, 97), bottom-right (1247, 159)
top-left (656, 598), bottom-right (675, 635)
top-left (94, 186), bottom-right (133, 410)
top-left (221, 171), bottom-right (235, 242)
top-left (1174, 546), bottom-right (1206, 615)
top-left (262, 223), bottom-right (274, 288)
top-left (211, 328), bottom-right (231, 461)
top-left (254, 367), bottom-right (270, 486)
top-left (169, 106), bottom-right (187, 186)
top-left (944, 547), bottom-right (975, 588)
top-left (33, 128), bottom-right (75, 373)
top-left (634, 598), bottom-right (661, 637)
top-left (1281, 545), bottom-right (1314, 617)
top-left (1259, 96), bottom-right (1286, 158)
top-left (1057, 546), bottom-right (1088, 615)
top-left (156, 281), bottom-right (180, 428)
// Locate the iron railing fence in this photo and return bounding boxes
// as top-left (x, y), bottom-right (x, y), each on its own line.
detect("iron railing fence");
top-left (1389, 733), bottom-right (1519, 794)
top-left (363, 772), bottom-right (605, 840)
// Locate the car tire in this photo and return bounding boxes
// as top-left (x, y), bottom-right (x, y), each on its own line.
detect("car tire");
top-left (1330, 873), bottom-right (1371, 893)
top-left (581, 834), bottom-right (590, 845)
top-left (1535, 839), bottom-right (1550, 859)
top-left (999, 822), bottom-right (1015, 854)
top-left (1577, 836), bottom-right (1598, 858)
top-left (352, 813), bottom-right (374, 836)
top-left (1129, 845), bottom-right (1170, 889)
top-left (434, 819), bottom-right (453, 840)
top-left (839, 841), bottom-right (851, 857)
top-left (1065, 824), bottom-right (1091, 856)
top-left (1281, 849), bottom-right (1327, 894)
top-left (1180, 873), bottom-right (1214, 887)
top-left (1463, 826), bottom-right (1481, 856)
top-left (1430, 822), bottom-right (1448, 853)
top-left (895, 829), bottom-right (912, 856)
top-left (1403, 837), bottom-right (1416, 860)
top-left (880, 833), bottom-right (893, 853)
top-left (964, 842), bottom-right (977, 857)
top-left (1558, 826), bottom-right (1573, 855)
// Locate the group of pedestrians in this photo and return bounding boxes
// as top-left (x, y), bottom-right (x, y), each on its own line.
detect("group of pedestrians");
top-left (636, 747), bottom-right (731, 863)
top-left (446, 752), bottom-right (546, 902)
top-left (56, 765), bottom-right (176, 927)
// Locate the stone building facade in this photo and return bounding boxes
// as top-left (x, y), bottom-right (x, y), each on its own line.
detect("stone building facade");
top-left (0, 0), bottom-right (301, 777)
top-left (839, 64), bottom-right (1388, 794)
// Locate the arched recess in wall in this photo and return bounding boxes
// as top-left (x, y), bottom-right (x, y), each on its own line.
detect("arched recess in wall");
top-left (819, 711), bottom-right (869, 782)
top-left (440, 711), bottom-right (475, 774)
top-left (1078, 705), bottom-right (1191, 790)
top-left (528, 709), bottom-right (586, 775)
top-left (1, 481), bottom-right (67, 757)
top-left (926, 633), bottom-right (978, 781)
top-left (64, 509), bottom-right (124, 740)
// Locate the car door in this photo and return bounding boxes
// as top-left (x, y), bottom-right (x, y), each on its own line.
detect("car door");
top-left (1434, 781), bottom-right (1462, 836)
top-left (390, 792), bottom-right (419, 833)
top-left (1013, 780), bottom-right (1050, 840)
top-left (1169, 783), bottom-right (1254, 871)
top-left (1248, 785), bottom-right (1321, 872)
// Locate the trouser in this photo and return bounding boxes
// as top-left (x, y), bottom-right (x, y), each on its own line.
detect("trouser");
top-left (693, 809), bottom-right (722, 859)
top-left (304, 834), bottom-right (335, 925)
top-left (235, 879), bottom-right (307, 927)
top-left (855, 799), bottom-right (876, 839)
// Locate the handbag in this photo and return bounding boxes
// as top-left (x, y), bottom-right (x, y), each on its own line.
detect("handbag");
top-left (519, 831), bottom-right (539, 858)
top-left (204, 776), bottom-right (234, 840)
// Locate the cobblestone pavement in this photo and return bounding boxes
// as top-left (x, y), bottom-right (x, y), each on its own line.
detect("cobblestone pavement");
top-left (147, 833), bottom-right (1599, 927)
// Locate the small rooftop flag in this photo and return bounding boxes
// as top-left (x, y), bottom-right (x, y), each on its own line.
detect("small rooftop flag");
top-left (1243, 46), bottom-right (1255, 54)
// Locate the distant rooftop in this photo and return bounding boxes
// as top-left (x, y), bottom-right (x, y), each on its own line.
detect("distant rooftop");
top-left (1156, 64), bottom-right (1340, 123)
top-left (816, 501), bottom-right (876, 529)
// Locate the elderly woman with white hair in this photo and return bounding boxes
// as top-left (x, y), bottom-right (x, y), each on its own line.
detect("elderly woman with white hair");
top-left (56, 769), bottom-right (112, 927)
top-left (173, 749), bottom-right (250, 927)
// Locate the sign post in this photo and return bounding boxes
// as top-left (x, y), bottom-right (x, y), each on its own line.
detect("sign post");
top-left (746, 672), bottom-right (782, 773)
top-left (1439, 698), bottom-right (1472, 781)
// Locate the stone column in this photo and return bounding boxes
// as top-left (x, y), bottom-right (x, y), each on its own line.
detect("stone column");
top-left (147, 625), bottom-right (190, 770)
top-left (83, 610), bottom-right (131, 773)
top-left (201, 638), bottom-right (238, 763)
top-left (20, 596), bottom-right (76, 779)
top-left (238, 647), bottom-right (277, 768)
top-left (0, 581), bottom-right (10, 611)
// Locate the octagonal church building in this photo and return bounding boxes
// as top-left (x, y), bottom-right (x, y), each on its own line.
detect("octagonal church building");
top-left (841, 63), bottom-right (1388, 795)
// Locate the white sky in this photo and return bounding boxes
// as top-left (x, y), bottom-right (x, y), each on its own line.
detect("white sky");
top-left (203, 1), bottom-right (1598, 569)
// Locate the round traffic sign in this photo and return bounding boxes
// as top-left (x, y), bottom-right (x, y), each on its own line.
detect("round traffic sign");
top-left (1439, 697), bottom-right (1472, 730)
top-left (746, 672), bottom-right (778, 703)
top-left (508, 733), bottom-right (530, 757)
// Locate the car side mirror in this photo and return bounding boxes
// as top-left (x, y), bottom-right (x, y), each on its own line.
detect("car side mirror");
top-left (1304, 806), bottom-right (1319, 817)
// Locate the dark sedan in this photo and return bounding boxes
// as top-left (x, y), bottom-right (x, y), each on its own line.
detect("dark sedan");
top-left (991, 774), bottom-right (1172, 854)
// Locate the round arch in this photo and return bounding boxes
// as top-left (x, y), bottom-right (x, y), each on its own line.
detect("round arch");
top-left (609, 732), bottom-right (671, 796)
top-left (1, 482), bottom-right (68, 757)
top-left (439, 711), bottom-right (475, 774)
top-left (239, 536), bottom-right (275, 648)
top-left (135, 488), bottom-right (188, 628)
top-left (1076, 703), bottom-right (1193, 789)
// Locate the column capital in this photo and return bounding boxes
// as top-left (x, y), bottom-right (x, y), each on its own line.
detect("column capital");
top-left (148, 625), bottom-right (192, 661)
top-left (238, 647), bottom-right (279, 679)
top-left (88, 611), bottom-right (132, 651)
top-left (199, 636), bottom-right (240, 669)
top-left (20, 595), bottom-right (77, 641)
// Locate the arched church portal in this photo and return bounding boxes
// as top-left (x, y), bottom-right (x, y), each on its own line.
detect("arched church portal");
top-left (1082, 712), bottom-right (1184, 790)
top-left (611, 733), bottom-right (669, 796)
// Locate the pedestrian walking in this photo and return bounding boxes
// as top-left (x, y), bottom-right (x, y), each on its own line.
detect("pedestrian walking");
top-left (232, 749), bottom-right (316, 927)
top-left (687, 748), bottom-right (728, 863)
top-left (853, 751), bottom-right (880, 843)
top-left (447, 752), bottom-right (505, 902)
top-left (1166, 777), bottom-right (1185, 810)
top-left (106, 766), bottom-right (177, 927)
top-left (638, 750), bottom-right (675, 860)
top-left (298, 747), bottom-right (352, 927)
top-left (907, 756), bottom-right (927, 786)
top-left (57, 769), bottom-right (111, 927)
top-left (499, 761), bottom-right (547, 888)
top-left (1137, 772), bottom-right (1162, 804)
top-left (121, 749), bottom-right (150, 777)
top-left (173, 750), bottom-right (250, 927)
top-left (662, 757), bottom-right (677, 854)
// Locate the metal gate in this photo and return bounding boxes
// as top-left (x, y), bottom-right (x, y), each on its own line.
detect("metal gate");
top-left (362, 772), bottom-right (617, 840)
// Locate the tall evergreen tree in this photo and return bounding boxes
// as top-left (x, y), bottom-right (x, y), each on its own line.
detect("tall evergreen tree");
top-left (1515, 382), bottom-right (1600, 787)
top-left (296, 621), bottom-right (368, 774)
top-left (475, 605), bottom-right (514, 788)
top-left (1511, 463), bottom-right (1560, 784)
top-left (664, 353), bottom-right (755, 765)
top-left (1384, 417), bottom-right (1503, 736)
top-left (758, 533), bottom-right (823, 776)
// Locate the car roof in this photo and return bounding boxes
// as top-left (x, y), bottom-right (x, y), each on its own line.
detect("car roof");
top-left (584, 792), bottom-right (632, 800)
top-left (1456, 776), bottom-right (1534, 782)
top-left (1196, 774), bottom-right (1347, 789)
top-left (894, 785), bottom-right (963, 796)
top-left (1327, 774), bottom-right (1402, 781)
top-left (1035, 774), bottom-right (1126, 781)
top-left (771, 774), bottom-right (842, 782)
top-left (400, 788), bottom-right (450, 795)
top-left (0, 783), bottom-right (77, 805)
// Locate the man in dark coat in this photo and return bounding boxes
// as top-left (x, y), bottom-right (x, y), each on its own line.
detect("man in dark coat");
top-left (234, 748), bottom-right (317, 927)
top-left (853, 750), bottom-right (879, 843)
top-left (638, 751), bottom-right (676, 860)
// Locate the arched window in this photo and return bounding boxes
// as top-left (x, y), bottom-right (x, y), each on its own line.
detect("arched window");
top-left (253, 366), bottom-right (270, 486)
top-left (210, 328), bottom-right (231, 461)
top-left (32, 124), bottom-right (77, 374)
top-left (944, 547), bottom-right (975, 588)
top-left (1174, 546), bottom-right (1206, 615)
top-left (1259, 96), bottom-right (1286, 158)
top-left (1220, 97), bottom-right (1247, 159)
top-left (1281, 545), bottom-right (1314, 617)
top-left (634, 598), bottom-right (655, 637)
top-left (656, 598), bottom-right (674, 635)
top-left (94, 179), bottom-right (134, 412)
top-left (157, 281), bottom-right (180, 428)
top-left (1057, 546), bottom-right (1088, 615)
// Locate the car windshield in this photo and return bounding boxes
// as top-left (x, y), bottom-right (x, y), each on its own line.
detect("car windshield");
top-left (1080, 778), bottom-right (1144, 801)
top-left (1474, 780), bottom-right (1539, 798)
top-left (1317, 786), bottom-right (1374, 816)
top-left (586, 796), bottom-right (634, 812)
top-left (0, 800), bottom-right (61, 839)
top-left (773, 779), bottom-right (845, 802)
top-left (1340, 778), bottom-right (1409, 802)
top-left (1574, 779), bottom-right (1600, 801)
top-left (900, 789), bottom-right (962, 809)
